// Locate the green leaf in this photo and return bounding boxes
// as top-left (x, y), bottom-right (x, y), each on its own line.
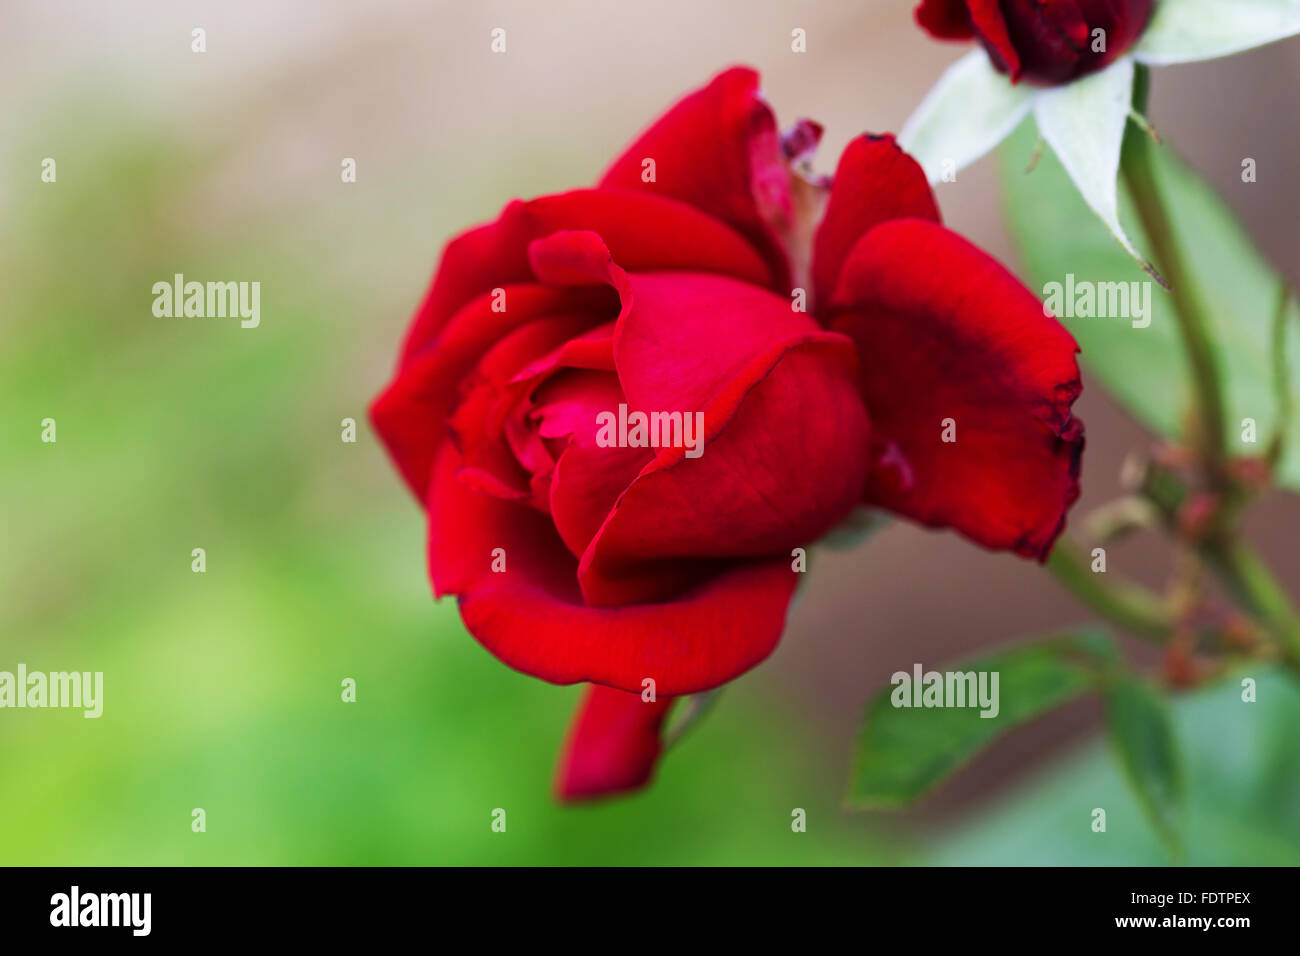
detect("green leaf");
top-left (997, 119), bottom-right (1300, 491)
top-left (1103, 676), bottom-right (1184, 856)
top-left (847, 632), bottom-right (1113, 809)
top-left (927, 666), bottom-right (1300, 866)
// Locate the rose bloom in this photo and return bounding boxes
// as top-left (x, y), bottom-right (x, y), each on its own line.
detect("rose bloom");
top-left (371, 67), bottom-right (1084, 800)
top-left (915, 0), bottom-right (1155, 84)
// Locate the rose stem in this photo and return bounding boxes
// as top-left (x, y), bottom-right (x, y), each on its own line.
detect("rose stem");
top-left (1045, 534), bottom-right (1173, 641)
top-left (1119, 64), bottom-right (1300, 671)
top-left (1120, 63), bottom-right (1229, 493)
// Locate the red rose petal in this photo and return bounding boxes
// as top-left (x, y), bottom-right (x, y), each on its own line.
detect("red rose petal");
top-left (613, 271), bottom-right (833, 412)
top-left (600, 66), bottom-right (794, 291)
top-left (554, 685), bottom-right (676, 802)
top-left (448, 311), bottom-right (599, 502)
top-left (812, 134), bottom-right (940, 314)
top-left (396, 189), bottom-right (774, 367)
top-left (371, 282), bottom-right (614, 498)
top-left (428, 443), bottom-right (799, 695)
top-left (562, 271), bottom-right (868, 605)
top-left (999, 0), bottom-right (1088, 84)
top-left (535, 371), bottom-right (653, 558)
top-left (829, 218), bottom-right (1083, 560)
top-left (966, 0), bottom-right (1022, 81)
top-left (914, 0), bottom-right (974, 39)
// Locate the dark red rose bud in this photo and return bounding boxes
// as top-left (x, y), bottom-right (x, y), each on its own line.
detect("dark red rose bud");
top-left (915, 0), bottom-right (1155, 85)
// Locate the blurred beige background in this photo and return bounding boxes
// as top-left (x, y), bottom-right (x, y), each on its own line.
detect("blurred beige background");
top-left (3, 0), bottom-right (1297, 827)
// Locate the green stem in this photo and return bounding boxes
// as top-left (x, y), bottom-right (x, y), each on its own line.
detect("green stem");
top-left (1138, 461), bottom-right (1300, 671)
top-left (1267, 281), bottom-right (1294, 465)
top-left (1061, 66), bottom-right (1300, 675)
top-left (1121, 65), bottom-right (1230, 490)
top-left (1207, 542), bottom-right (1300, 670)
top-left (1046, 535), bottom-right (1173, 641)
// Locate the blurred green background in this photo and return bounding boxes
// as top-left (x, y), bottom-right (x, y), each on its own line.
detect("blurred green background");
top-left (2, 0), bottom-right (1297, 865)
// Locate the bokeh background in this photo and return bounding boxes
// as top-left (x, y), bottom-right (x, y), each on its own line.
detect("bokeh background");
top-left (2, 0), bottom-right (1298, 865)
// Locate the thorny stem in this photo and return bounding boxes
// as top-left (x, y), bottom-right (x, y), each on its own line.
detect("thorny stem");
top-left (1121, 65), bottom-right (1230, 494)
top-left (1047, 67), bottom-right (1300, 678)
top-left (1137, 459), bottom-right (1300, 674)
top-left (1046, 535), bottom-right (1172, 642)
top-left (1207, 542), bottom-right (1300, 671)
top-left (1050, 521), bottom-right (1300, 676)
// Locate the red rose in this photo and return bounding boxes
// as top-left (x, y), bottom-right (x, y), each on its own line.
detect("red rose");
top-left (371, 67), bottom-right (1084, 800)
top-left (915, 0), bottom-right (1155, 84)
